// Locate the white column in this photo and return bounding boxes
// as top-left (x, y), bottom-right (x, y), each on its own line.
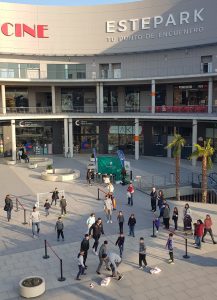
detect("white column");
top-left (208, 78), bottom-right (213, 114)
top-left (151, 79), bottom-right (156, 114)
top-left (51, 85), bottom-right (56, 114)
top-left (11, 119), bottom-right (16, 161)
top-left (68, 118), bottom-right (73, 158)
top-left (64, 118), bottom-right (68, 157)
top-left (99, 83), bottom-right (104, 113)
top-left (96, 83), bottom-right (100, 113)
top-left (1, 85), bottom-right (6, 114)
top-left (135, 118), bottom-right (139, 160)
top-left (192, 119), bottom-right (197, 166)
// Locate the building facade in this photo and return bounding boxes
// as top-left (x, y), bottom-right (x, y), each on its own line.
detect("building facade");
top-left (0, 0), bottom-right (217, 163)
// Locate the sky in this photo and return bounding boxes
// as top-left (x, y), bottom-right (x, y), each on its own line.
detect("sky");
top-left (0, 0), bottom-right (139, 6)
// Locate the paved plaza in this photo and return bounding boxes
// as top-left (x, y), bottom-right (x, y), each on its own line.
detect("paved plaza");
top-left (0, 155), bottom-right (217, 300)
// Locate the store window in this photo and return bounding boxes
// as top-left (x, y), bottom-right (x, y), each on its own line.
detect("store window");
top-left (104, 87), bottom-right (118, 112)
top-left (125, 87), bottom-right (140, 112)
top-left (6, 88), bottom-right (29, 111)
top-left (61, 88), bottom-right (84, 112)
top-left (112, 63), bottom-right (121, 79)
top-left (99, 64), bottom-right (109, 79)
top-left (156, 85), bottom-right (166, 106)
top-left (47, 64), bottom-right (86, 79)
top-left (173, 83), bottom-right (208, 106)
top-left (0, 63), bottom-right (40, 79)
top-left (201, 56), bottom-right (212, 73)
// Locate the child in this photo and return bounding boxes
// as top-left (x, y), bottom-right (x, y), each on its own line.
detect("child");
top-left (55, 216), bottom-right (64, 241)
top-left (44, 199), bottom-right (51, 217)
top-left (194, 219), bottom-right (204, 249)
top-left (128, 214), bottom-right (136, 237)
top-left (115, 233), bottom-right (125, 258)
top-left (139, 237), bottom-right (147, 269)
top-left (117, 211), bottom-right (125, 234)
top-left (76, 251), bottom-right (86, 280)
top-left (154, 215), bottom-right (160, 233)
top-left (172, 207), bottom-right (179, 230)
top-left (165, 233), bottom-right (174, 264)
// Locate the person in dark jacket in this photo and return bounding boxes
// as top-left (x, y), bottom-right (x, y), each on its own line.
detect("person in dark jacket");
top-left (165, 232), bottom-right (174, 264)
top-left (157, 190), bottom-right (164, 211)
top-left (4, 194), bottom-right (13, 222)
top-left (163, 203), bottom-right (170, 229)
top-left (89, 218), bottom-right (104, 255)
top-left (172, 207), bottom-right (179, 230)
top-left (139, 237), bottom-right (147, 269)
top-left (128, 214), bottom-right (136, 237)
top-left (51, 188), bottom-right (59, 206)
top-left (55, 216), bottom-right (64, 241)
top-left (115, 233), bottom-right (125, 258)
top-left (117, 211), bottom-right (125, 234)
top-left (150, 187), bottom-right (157, 212)
top-left (80, 234), bottom-right (90, 269)
top-left (60, 195), bottom-right (67, 216)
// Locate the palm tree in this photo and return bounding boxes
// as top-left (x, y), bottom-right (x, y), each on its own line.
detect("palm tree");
top-left (166, 134), bottom-right (186, 201)
top-left (190, 139), bottom-right (214, 203)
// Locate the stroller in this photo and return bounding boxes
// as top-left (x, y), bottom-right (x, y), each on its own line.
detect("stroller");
top-left (183, 214), bottom-right (192, 232)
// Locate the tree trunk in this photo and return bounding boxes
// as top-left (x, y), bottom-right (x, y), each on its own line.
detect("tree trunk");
top-left (175, 156), bottom-right (180, 201)
top-left (202, 156), bottom-right (207, 203)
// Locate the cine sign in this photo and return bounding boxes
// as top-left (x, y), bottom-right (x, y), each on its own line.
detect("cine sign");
top-left (1, 23), bottom-right (49, 38)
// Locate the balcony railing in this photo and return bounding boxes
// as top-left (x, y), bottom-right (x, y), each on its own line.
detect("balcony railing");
top-left (2, 106), bottom-right (97, 114)
top-left (155, 105), bottom-right (208, 113)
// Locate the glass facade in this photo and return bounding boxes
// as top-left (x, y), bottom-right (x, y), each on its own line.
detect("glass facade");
top-left (47, 64), bottom-right (86, 79)
top-left (0, 63), bottom-right (40, 79)
top-left (6, 88), bottom-right (29, 111)
top-left (125, 87), bottom-right (140, 112)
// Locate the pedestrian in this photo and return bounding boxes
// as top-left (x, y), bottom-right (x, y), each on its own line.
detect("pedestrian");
top-left (121, 167), bottom-right (127, 185)
top-left (107, 182), bottom-right (114, 195)
top-left (89, 218), bottom-right (104, 255)
top-left (55, 216), bottom-right (64, 241)
top-left (76, 251), bottom-right (86, 280)
top-left (115, 233), bottom-right (125, 258)
top-left (80, 234), bottom-right (90, 269)
top-left (172, 207), bottom-right (179, 230)
top-left (165, 232), bottom-right (174, 264)
top-left (202, 214), bottom-right (216, 244)
top-left (128, 213), bottom-right (136, 237)
top-left (104, 195), bottom-right (113, 223)
top-left (159, 199), bottom-right (166, 220)
top-left (86, 213), bottom-right (95, 234)
top-left (163, 203), bottom-right (170, 229)
top-left (29, 206), bottom-right (40, 238)
top-left (4, 194), bottom-right (13, 222)
top-left (194, 219), bottom-right (204, 249)
top-left (127, 182), bottom-right (135, 206)
top-left (60, 195), bottom-right (67, 216)
top-left (102, 252), bottom-right (123, 281)
top-left (139, 237), bottom-right (148, 269)
top-left (86, 169), bottom-right (92, 186)
top-left (96, 240), bottom-right (110, 274)
top-left (183, 203), bottom-right (192, 231)
top-left (44, 199), bottom-right (51, 217)
top-left (153, 214), bottom-right (160, 233)
top-left (183, 203), bottom-right (191, 218)
top-left (51, 187), bottom-right (59, 206)
top-left (150, 187), bottom-right (157, 212)
top-left (117, 211), bottom-right (125, 234)
top-left (157, 190), bottom-right (164, 211)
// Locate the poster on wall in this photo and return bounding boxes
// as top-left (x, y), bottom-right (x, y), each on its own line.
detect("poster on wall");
top-left (61, 93), bottom-right (73, 111)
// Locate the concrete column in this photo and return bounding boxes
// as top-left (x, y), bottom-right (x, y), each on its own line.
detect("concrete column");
top-left (99, 83), bottom-right (104, 113)
top-left (51, 85), bottom-right (56, 113)
top-left (135, 118), bottom-right (139, 160)
top-left (68, 118), bottom-right (73, 158)
top-left (192, 119), bottom-right (197, 166)
top-left (1, 85), bottom-right (6, 114)
top-left (151, 79), bottom-right (156, 114)
top-left (96, 83), bottom-right (100, 113)
top-left (11, 119), bottom-right (16, 161)
top-left (64, 118), bottom-right (69, 157)
top-left (208, 78), bottom-right (213, 114)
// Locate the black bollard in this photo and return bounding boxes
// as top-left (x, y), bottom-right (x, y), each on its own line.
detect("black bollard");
top-left (183, 238), bottom-right (190, 259)
top-left (151, 220), bottom-right (157, 238)
top-left (130, 170), bottom-right (133, 181)
top-left (58, 259), bottom-right (66, 281)
top-left (97, 188), bottom-right (100, 200)
top-left (16, 198), bottom-right (19, 212)
top-left (23, 209), bottom-right (28, 225)
top-left (43, 240), bottom-right (50, 259)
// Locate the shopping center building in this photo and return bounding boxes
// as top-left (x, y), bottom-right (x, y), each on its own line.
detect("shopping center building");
top-left (0, 0), bottom-right (217, 162)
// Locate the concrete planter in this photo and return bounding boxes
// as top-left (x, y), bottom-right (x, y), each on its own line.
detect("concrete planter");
top-left (6, 160), bottom-right (16, 165)
top-left (28, 163), bottom-right (38, 169)
top-left (41, 168), bottom-right (80, 182)
top-left (19, 276), bottom-right (45, 298)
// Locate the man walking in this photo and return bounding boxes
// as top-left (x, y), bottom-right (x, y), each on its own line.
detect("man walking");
top-left (80, 234), bottom-right (90, 269)
top-left (51, 188), bottom-right (59, 206)
top-left (60, 195), bottom-right (67, 216)
top-left (150, 187), bottom-right (157, 212)
top-left (4, 194), bottom-right (13, 222)
top-left (29, 206), bottom-right (40, 238)
top-left (96, 240), bottom-right (110, 274)
top-left (104, 195), bottom-right (113, 223)
top-left (89, 218), bottom-right (104, 255)
top-left (202, 214), bottom-right (216, 244)
top-left (127, 182), bottom-right (135, 206)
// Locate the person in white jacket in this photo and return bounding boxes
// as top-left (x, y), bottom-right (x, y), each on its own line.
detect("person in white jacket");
top-left (29, 206), bottom-right (40, 238)
top-left (76, 251), bottom-right (86, 280)
top-left (104, 196), bottom-right (113, 223)
top-left (86, 213), bottom-right (95, 233)
top-left (102, 252), bottom-right (123, 280)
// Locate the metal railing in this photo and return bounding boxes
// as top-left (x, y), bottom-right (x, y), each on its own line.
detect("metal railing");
top-left (180, 188), bottom-right (217, 204)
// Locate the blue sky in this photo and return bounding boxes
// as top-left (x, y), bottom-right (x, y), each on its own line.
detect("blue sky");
top-left (0, 0), bottom-right (138, 6)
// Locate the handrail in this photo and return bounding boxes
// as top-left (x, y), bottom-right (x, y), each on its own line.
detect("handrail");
top-left (10, 195), bottom-right (28, 224)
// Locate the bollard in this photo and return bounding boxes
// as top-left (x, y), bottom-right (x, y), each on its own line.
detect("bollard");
top-left (183, 238), bottom-right (190, 259)
top-left (150, 220), bottom-right (157, 238)
top-left (16, 198), bottom-right (19, 212)
top-left (43, 240), bottom-right (50, 259)
top-left (130, 170), bottom-right (133, 181)
top-left (58, 259), bottom-right (66, 281)
top-left (22, 209), bottom-right (28, 225)
top-left (97, 188), bottom-right (100, 200)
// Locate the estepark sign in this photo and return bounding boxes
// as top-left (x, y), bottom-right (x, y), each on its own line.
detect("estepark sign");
top-left (0, 23), bottom-right (49, 38)
top-left (106, 8), bottom-right (204, 32)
